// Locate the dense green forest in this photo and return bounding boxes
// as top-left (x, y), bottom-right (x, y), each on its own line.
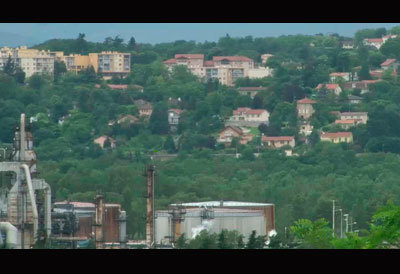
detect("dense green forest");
top-left (2, 26), bottom-right (400, 245)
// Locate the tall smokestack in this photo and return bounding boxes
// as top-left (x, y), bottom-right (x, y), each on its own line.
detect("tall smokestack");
top-left (20, 114), bottom-right (25, 161)
top-left (94, 195), bottom-right (104, 249)
top-left (146, 165), bottom-right (155, 248)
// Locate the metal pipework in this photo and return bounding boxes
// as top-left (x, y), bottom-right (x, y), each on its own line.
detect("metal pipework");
top-left (20, 114), bottom-right (25, 162)
top-left (0, 222), bottom-right (18, 249)
top-left (21, 164), bottom-right (38, 242)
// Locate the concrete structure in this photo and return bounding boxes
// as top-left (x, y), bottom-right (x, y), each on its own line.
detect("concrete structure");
top-left (262, 136), bottom-right (295, 149)
top-left (0, 46), bottom-right (54, 78)
top-left (297, 98), bottom-right (316, 120)
top-left (316, 83), bottom-right (342, 95)
top-left (155, 201), bottom-right (275, 245)
top-left (59, 54), bottom-right (91, 73)
top-left (227, 107), bottom-right (269, 127)
top-left (339, 112), bottom-right (368, 124)
top-left (320, 132), bottom-right (353, 143)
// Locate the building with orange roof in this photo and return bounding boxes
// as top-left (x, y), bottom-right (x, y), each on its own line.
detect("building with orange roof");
top-left (320, 132), bottom-right (353, 143)
top-left (316, 83), bottom-right (342, 95)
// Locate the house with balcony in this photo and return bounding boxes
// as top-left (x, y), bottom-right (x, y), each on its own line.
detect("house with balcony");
top-left (334, 119), bottom-right (361, 130)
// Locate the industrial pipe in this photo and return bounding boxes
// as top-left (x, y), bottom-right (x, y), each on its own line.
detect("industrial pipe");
top-left (21, 164), bottom-right (38, 242)
top-left (44, 182), bottom-right (52, 238)
top-left (119, 211), bottom-right (127, 249)
top-left (0, 222), bottom-right (18, 249)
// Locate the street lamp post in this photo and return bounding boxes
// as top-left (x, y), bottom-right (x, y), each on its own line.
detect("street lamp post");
top-left (344, 213), bottom-right (349, 235)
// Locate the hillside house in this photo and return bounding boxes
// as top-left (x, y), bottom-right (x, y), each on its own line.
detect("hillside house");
top-left (329, 72), bottom-right (351, 82)
top-left (217, 126), bottom-right (254, 145)
top-left (227, 107), bottom-right (270, 127)
top-left (168, 109), bottom-right (181, 125)
top-left (320, 132), bottom-right (353, 143)
top-left (138, 104), bottom-right (153, 117)
top-left (297, 98), bottom-right (317, 120)
top-left (94, 136), bottom-right (116, 149)
top-left (334, 119), bottom-right (360, 130)
top-left (316, 83), bottom-right (342, 95)
top-left (262, 136), bottom-right (295, 149)
top-left (339, 112), bottom-right (368, 124)
top-left (342, 40), bottom-right (354, 49)
top-left (381, 59), bottom-right (399, 70)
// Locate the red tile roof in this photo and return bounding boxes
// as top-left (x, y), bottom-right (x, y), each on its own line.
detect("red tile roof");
top-left (246, 109), bottom-right (267, 115)
top-left (365, 38), bottom-right (383, 43)
top-left (164, 58), bottom-right (177, 64)
top-left (262, 136), bottom-right (294, 142)
top-left (203, 60), bottom-right (214, 67)
top-left (381, 59), bottom-right (397, 66)
top-left (316, 83), bottom-right (340, 90)
top-left (297, 98), bottom-right (316, 104)
top-left (169, 109), bottom-right (182, 114)
top-left (220, 126), bottom-right (243, 135)
top-left (213, 56), bottom-right (253, 62)
top-left (175, 54), bottom-right (204, 59)
top-left (321, 132), bottom-right (353, 138)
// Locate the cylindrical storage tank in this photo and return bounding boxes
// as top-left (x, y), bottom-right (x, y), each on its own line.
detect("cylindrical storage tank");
top-left (155, 208), bottom-right (266, 244)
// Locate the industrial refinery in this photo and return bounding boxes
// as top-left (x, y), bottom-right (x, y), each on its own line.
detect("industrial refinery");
top-left (0, 114), bottom-right (275, 249)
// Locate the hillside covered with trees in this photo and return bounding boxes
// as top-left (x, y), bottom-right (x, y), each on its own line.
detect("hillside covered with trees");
top-left (2, 26), bottom-right (400, 247)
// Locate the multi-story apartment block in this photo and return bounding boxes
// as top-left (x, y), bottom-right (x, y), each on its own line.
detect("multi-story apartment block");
top-left (164, 54), bottom-right (255, 86)
top-left (89, 51), bottom-right (131, 79)
top-left (0, 46), bottom-right (54, 78)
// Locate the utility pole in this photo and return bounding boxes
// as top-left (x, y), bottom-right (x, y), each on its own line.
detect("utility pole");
top-left (344, 214), bottom-right (349, 234)
top-left (146, 165), bottom-right (155, 248)
top-left (332, 200), bottom-right (335, 237)
top-left (339, 209), bottom-right (343, 239)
